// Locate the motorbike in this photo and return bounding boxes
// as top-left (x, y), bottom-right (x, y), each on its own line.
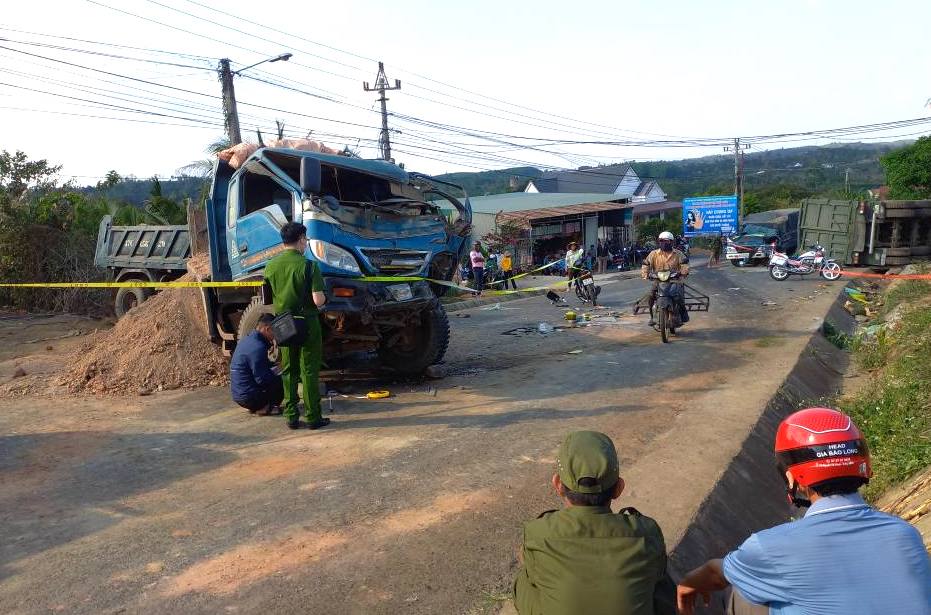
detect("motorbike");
top-left (648, 270), bottom-right (684, 343)
top-left (768, 244), bottom-right (842, 281)
top-left (570, 265), bottom-right (600, 306)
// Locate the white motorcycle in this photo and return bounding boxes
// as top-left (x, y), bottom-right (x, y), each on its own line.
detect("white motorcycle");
top-left (768, 244), bottom-right (842, 281)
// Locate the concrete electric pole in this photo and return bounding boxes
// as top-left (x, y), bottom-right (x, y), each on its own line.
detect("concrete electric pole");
top-left (218, 58), bottom-right (242, 145)
top-left (364, 62), bottom-right (401, 162)
top-left (218, 53), bottom-right (292, 147)
top-left (724, 138), bottom-right (751, 227)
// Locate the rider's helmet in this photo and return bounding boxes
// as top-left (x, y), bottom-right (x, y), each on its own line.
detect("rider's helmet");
top-left (775, 407), bottom-right (871, 506)
top-left (658, 231), bottom-right (674, 251)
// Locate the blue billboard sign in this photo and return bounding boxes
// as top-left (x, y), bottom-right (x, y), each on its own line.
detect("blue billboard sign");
top-left (682, 195), bottom-right (739, 237)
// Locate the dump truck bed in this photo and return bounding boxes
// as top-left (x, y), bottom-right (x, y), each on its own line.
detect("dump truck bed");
top-left (94, 215), bottom-right (190, 272)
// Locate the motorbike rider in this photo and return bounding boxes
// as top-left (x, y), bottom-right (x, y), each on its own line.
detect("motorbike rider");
top-left (565, 241), bottom-right (585, 291)
top-left (640, 231), bottom-right (690, 327)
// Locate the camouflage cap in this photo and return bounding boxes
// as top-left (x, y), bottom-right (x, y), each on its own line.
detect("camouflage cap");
top-left (557, 431), bottom-right (620, 494)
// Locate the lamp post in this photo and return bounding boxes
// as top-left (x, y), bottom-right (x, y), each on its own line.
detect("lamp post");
top-left (218, 53), bottom-right (293, 145)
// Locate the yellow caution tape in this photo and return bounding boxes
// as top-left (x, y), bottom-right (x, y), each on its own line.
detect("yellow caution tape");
top-left (0, 280), bottom-right (263, 288)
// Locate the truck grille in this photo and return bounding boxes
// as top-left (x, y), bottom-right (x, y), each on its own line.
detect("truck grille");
top-left (360, 249), bottom-right (428, 275)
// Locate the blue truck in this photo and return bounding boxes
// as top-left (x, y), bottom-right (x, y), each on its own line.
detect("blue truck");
top-left (206, 148), bottom-right (472, 374)
top-left (97, 148), bottom-right (472, 375)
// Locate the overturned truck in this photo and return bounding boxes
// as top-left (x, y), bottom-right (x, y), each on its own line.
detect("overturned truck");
top-left (799, 198), bottom-right (931, 267)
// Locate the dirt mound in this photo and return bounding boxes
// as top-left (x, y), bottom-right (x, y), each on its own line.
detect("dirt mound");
top-left (61, 278), bottom-right (228, 395)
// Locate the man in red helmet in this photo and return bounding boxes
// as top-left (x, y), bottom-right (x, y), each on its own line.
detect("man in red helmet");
top-left (676, 407), bottom-right (931, 615)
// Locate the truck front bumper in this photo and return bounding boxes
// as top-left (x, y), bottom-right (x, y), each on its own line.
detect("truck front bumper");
top-left (320, 277), bottom-right (435, 321)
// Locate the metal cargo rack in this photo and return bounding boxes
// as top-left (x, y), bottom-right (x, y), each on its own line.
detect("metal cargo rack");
top-left (633, 283), bottom-right (710, 315)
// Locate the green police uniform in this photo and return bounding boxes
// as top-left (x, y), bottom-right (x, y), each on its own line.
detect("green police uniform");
top-left (263, 248), bottom-right (325, 424)
top-left (513, 431), bottom-right (675, 615)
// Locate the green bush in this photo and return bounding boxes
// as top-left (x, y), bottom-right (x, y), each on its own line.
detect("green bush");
top-left (839, 306), bottom-right (931, 500)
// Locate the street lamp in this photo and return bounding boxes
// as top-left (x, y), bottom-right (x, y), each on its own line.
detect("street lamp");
top-left (218, 53), bottom-right (293, 145)
top-left (233, 53), bottom-right (293, 76)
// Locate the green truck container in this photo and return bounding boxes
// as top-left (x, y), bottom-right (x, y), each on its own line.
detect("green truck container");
top-left (799, 198), bottom-right (931, 266)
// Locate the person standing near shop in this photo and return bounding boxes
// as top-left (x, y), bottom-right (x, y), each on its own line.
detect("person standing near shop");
top-left (470, 241), bottom-right (488, 296)
top-left (264, 222), bottom-right (330, 431)
top-left (500, 250), bottom-right (518, 290)
top-left (597, 240), bottom-right (609, 274)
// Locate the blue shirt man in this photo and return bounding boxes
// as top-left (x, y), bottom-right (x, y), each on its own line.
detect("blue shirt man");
top-left (677, 407), bottom-right (931, 615)
top-left (229, 314), bottom-right (283, 414)
top-left (723, 492), bottom-right (931, 614)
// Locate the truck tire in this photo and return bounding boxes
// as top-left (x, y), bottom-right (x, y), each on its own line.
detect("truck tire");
top-left (377, 301), bottom-right (450, 376)
top-left (114, 286), bottom-right (151, 317)
top-left (237, 296), bottom-right (279, 361)
top-left (238, 296), bottom-right (275, 338)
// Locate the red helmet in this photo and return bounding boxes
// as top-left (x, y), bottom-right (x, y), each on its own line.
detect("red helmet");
top-left (775, 407), bottom-right (871, 488)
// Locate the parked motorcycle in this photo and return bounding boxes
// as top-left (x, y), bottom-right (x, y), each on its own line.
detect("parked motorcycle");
top-left (768, 244), bottom-right (842, 281)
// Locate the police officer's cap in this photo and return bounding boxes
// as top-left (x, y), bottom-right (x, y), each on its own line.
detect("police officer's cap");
top-left (557, 431), bottom-right (620, 494)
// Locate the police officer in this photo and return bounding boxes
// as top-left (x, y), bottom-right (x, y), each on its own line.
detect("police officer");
top-left (263, 222), bottom-right (329, 430)
top-left (513, 431), bottom-right (675, 615)
top-left (676, 407), bottom-right (931, 615)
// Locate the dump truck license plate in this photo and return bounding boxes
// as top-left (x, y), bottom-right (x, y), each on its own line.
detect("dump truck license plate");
top-left (388, 283), bottom-right (413, 301)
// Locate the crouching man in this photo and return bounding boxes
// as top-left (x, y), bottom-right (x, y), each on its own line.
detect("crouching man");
top-left (513, 431), bottom-right (675, 615)
top-left (676, 407), bottom-right (931, 615)
top-left (229, 313), bottom-right (283, 416)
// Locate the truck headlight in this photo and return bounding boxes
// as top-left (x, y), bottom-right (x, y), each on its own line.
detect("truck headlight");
top-left (308, 240), bottom-right (361, 274)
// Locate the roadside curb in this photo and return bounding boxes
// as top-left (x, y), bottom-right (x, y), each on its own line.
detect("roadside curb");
top-left (668, 293), bottom-right (856, 581)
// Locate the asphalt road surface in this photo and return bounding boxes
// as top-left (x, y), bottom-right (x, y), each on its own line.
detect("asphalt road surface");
top-left (0, 261), bottom-right (843, 614)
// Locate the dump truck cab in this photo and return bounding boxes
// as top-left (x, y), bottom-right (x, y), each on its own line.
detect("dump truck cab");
top-left (202, 148), bottom-right (472, 375)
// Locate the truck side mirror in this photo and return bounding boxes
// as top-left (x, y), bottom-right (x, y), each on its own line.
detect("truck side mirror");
top-left (300, 157), bottom-right (321, 195)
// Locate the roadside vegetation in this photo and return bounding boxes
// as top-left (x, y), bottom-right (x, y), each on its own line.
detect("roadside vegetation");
top-left (840, 276), bottom-right (931, 501)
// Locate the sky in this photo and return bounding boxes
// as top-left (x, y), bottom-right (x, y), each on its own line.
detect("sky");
top-left (1, 0), bottom-right (930, 185)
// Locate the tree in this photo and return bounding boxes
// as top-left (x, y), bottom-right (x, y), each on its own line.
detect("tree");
top-left (96, 170), bottom-right (122, 191)
top-left (881, 136), bottom-right (931, 199)
top-left (481, 219), bottom-right (525, 253)
top-left (144, 176), bottom-right (186, 225)
top-left (636, 216), bottom-right (682, 243)
top-left (0, 150), bottom-right (61, 202)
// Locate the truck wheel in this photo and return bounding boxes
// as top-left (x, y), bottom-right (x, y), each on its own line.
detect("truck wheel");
top-left (378, 300), bottom-right (450, 375)
top-left (238, 296), bottom-right (278, 361)
top-left (114, 286), bottom-right (151, 317)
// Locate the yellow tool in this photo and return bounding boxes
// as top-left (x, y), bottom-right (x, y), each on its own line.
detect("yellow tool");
top-left (564, 310), bottom-right (577, 321)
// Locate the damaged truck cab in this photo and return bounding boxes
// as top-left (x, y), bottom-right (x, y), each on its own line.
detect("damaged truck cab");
top-left (202, 148), bottom-right (472, 375)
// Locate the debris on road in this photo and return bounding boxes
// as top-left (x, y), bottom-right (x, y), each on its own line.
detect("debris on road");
top-left (12, 366), bottom-right (26, 378)
top-left (538, 322), bottom-right (555, 334)
top-left (567, 349), bottom-right (583, 354)
top-left (761, 300), bottom-right (778, 306)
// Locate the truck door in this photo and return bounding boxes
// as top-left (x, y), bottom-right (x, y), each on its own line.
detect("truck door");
top-left (228, 168), bottom-right (297, 279)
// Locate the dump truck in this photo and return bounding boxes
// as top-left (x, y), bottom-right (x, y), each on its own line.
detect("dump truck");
top-left (97, 148), bottom-right (473, 375)
top-left (94, 216), bottom-right (191, 316)
top-left (798, 198), bottom-right (931, 266)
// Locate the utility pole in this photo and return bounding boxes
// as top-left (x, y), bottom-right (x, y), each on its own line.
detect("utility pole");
top-left (218, 58), bottom-right (242, 145)
top-left (844, 168), bottom-right (851, 195)
top-left (363, 61), bottom-right (401, 162)
top-left (724, 138), bottom-right (751, 226)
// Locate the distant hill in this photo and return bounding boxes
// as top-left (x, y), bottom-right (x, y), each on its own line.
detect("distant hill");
top-left (77, 176), bottom-right (207, 206)
top-left (435, 141), bottom-right (910, 200)
top-left (433, 166), bottom-right (542, 196)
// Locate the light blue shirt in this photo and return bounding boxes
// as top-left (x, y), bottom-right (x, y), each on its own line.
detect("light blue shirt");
top-left (722, 493), bottom-right (931, 615)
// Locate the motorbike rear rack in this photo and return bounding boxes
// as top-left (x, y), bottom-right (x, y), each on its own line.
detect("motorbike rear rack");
top-left (633, 283), bottom-right (710, 314)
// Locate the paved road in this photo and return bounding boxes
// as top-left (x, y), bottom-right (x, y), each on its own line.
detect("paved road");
top-left (0, 262), bottom-right (842, 614)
